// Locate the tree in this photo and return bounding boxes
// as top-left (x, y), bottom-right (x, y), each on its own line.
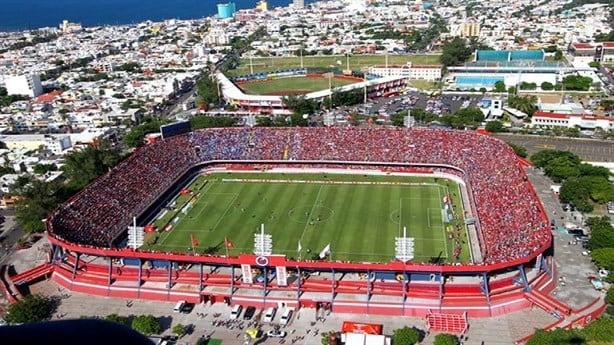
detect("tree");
top-left (562, 75), bottom-right (592, 91)
top-left (392, 326), bottom-right (423, 345)
top-left (196, 71), bottom-right (221, 107)
top-left (559, 178), bottom-right (593, 213)
top-left (190, 116), bottom-right (237, 130)
top-left (526, 328), bottom-right (584, 345)
top-left (606, 287), bottom-right (614, 305)
top-left (541, 82), bottom-right (554, 90)
top-left (123, 116), bottom-right (168, 148)
top-left (434, 333), bottom-right (460, 345)
top-left (587, 216), bottom-right (614, 250)
top-left (508, 95), bottom-right (537, 116)
top-left (583, 317), bottom-right (614, 342)
top-left (507, 142), bottom-right (528, 158)
top-left (105, 313), bottom-right (129, 326)
top-left (493, 80), bottom-right (506, 93)
top-left (591, 248), bottom-right (614, 271)
top-left (485, 120), bottom-right (504, 133)
top-left (14, 178), bottom-right (65, 233)
top-left (172, 323), bottom-right (187, 337)
top-left (440, 37), bottom-right (472, 67)
top-left (62, 140), bottom-right (123, 190)
top-left (553, 50), bottom-right (563, 61)
top-left (5, 295), bottom-right (55, 324)
top-left (32, 163), bottom-right (57, 175)
top-left (131, 315), bottom-right (162, 335)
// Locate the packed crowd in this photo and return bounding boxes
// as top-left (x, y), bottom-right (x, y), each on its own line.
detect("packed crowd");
top-left (49, 127), bottom-right (550, 264)
top-left (49, 135), bottom-right (198, 246)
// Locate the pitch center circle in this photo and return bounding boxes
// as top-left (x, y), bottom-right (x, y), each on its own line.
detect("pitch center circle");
top-left (288, 205), bottom-right (334, 224)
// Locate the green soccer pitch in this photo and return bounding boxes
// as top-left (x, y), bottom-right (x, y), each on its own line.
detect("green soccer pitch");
top-left (146, 172), bottom-right (471, 263)
top-left (239, 75), bottom-right (356, 95)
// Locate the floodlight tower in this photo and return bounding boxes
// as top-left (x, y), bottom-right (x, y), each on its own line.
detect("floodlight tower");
top-left (253, 224), bottom-right (273, 309)
top-left (395, 226), bottom-right (415, 263)
top-left (253, 224), bottom-right (273, 256)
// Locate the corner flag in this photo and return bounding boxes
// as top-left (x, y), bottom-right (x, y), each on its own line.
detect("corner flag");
top-left (224, 237), bottom-right (234, 249)
top-left (190, 234), bottom-right (199, 247)
top-left (319, 243), bottom-right (331, 259)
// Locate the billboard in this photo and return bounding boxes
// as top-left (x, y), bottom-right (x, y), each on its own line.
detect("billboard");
top-left (160, 121), bottom-right (192, 139)
top-left (241, 264), bottom-right (253, 284)
top-left (276, 266), bottom-right (288, 286)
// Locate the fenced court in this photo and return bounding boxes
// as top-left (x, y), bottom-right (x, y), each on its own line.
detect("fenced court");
top-left (226, 54), bottom-right (442, 76)
top-left (148, 172), bottom-right (470, 263)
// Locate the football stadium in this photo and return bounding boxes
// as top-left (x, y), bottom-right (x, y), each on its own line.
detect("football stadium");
top-left (6, 127), bottom-right (564, 330)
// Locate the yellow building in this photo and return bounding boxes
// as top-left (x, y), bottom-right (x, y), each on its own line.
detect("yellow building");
top-left (460, 21), bottom-right (480, 37)
top-left (256, 0), bottom-right (268, 11)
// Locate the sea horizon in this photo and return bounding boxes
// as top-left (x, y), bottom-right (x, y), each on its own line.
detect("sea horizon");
top-left (0, 0), bottom-right (309, 33)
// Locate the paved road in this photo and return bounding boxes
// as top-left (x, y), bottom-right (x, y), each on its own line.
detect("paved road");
top-left (28, 279), bottom-right (555, 345)
top-left (524, 168), bottom-right (602, 310)
top-left (494, 133), bottom-right (614, 162)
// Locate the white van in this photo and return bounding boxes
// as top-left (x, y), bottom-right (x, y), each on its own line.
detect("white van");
top-left (263, 307), bottom-right (276, 323)
top-left (229, 304), bottom-right (243, 320)
top-left (173, 300), bottom-right (186, 313)
top-left (279, 309), bottom-right (293, 325)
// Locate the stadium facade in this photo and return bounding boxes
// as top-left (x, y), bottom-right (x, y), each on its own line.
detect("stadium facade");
top-left (5, 128), bottom-right (571, 320)
top-left (446, 49), bottom-right (589, 90)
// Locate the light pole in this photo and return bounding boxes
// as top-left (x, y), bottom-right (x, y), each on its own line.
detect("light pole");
top-left (328, 65), bottom-right (334, 110)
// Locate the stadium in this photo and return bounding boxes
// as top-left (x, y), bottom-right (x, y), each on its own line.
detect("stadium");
top-left (4, 127), bottom-right (566, 333)
top-left (218, 69), bottom-right (407, 114)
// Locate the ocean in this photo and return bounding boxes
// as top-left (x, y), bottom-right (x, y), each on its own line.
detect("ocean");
top-left (0, 0), bottom-right (308, 32)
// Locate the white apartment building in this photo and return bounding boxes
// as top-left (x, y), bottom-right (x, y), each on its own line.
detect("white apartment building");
top-left (0, 134), bottom-right (71, 154)
top-left (4, 74), bottom-right (43, 98)
top-left (531, 111), bottom-right (614, 131)
top-left (368, 63), bottom-right (442, 81)
top-left (293, 0), bottom-right (305, 9)
top-left (204, 29), bottom-right (231, 45)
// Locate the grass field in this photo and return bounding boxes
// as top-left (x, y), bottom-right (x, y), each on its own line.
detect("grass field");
top-left (147, 173), bottom-right (470, 263)
top-left (239, 75), bottom-right (357, 95)
top-left (226, 54), bottom-right (442, 76)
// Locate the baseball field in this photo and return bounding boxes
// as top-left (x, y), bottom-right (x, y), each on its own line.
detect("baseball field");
top-left (147, 172), bottom-right (471, 264)
top-left (227, 54), bottom-right (442, 76)
top-left (239, 75), bottom-right (358, 95)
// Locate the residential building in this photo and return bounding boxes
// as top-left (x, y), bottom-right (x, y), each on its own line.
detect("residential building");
top-left (569, 42), bottom-right (614, 64)
top-left (293, 0), bottom-right (305, 9)
top-left (460, 21), bottom-right (480, 37)
top-left (4, 74), bottom-right (43, 98)
top-left (530, 111), bottom-right (614, 131)
top-left (368, 63), bottom-right (442, 81)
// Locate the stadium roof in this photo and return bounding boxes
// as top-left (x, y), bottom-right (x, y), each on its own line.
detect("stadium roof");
top-left (447, 59), bottom-right (591, 73)
top-left (475, 49), bottom-right (545, 62)
top-left (216, 72), bottom-right (407, 102)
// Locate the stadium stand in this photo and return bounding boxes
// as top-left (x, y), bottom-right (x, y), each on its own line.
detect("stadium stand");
top-left (48, 128), bottom-right (549, 266)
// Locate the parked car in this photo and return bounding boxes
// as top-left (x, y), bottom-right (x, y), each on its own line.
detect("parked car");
top-left (279, 309), bottom-right (293, 325)
top-left (266, 330), bottom-right (287, 338)
top-left (243, 306), bottom-right (256, 320)
top-left (263, 307), bottom-right (276, 323)
top-left (181, 302), bottom-right (195, 314)
top-left (230, 305), bottom-right (243, 320)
